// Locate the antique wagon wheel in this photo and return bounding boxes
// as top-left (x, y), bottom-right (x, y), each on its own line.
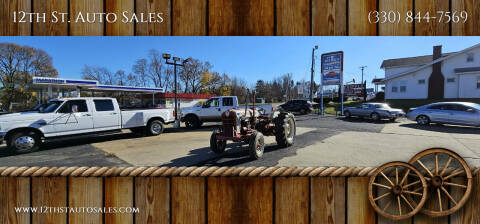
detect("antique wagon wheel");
top-left (369, 162), bottom-right (428, 220)
top-left (409, 148), bottom-right (472, 217)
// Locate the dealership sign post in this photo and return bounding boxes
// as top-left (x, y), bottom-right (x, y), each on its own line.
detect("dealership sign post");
top-left (321, 51), bottom-right (344, 115)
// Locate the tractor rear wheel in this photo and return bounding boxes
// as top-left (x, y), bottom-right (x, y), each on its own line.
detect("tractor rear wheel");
top-left (210, 130), bottom-right (226, 154)
top-left (249, 132), bottom-right (264, 159)
top-left (274, 113), bottom-right (296, 147)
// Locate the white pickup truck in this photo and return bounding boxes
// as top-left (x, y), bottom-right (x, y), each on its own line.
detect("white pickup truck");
top-left (0, 97), bottom-right (175, 153)
top-left (180, 96), bottom-right (274, 128)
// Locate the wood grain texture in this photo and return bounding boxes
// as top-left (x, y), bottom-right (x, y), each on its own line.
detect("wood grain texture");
top-left (104, 177), bottom-right (134, 224)
top-left (379, 0), bottom-right (413, 35)
top-left (347, 177), bottom-right (375, 224)
top-left (0, 0), bottom-right (31, 35)
top-left (413, 189), bottom-right (448, 224)
top-left (172, 0), bottom-right (207, 35)
top-left (450, 176), bottom-right (479, 224)
top-left (32, 177), bottom-right (67, 224)
top-left (377, 176), bottom-right (412, 224)
top-left (69, 0), bottom-right (104, 35)
top-left (208, 177), bottom-right (273, 224)
top-left (208, 0), bottom-right (274, 35)
top-left (312, 0), bottom-right (347, 35)
top-left (452, 0), bottom-right (480, 35)
top-left (171, 177), bottom-right (205, 224)
top-left (135, 177), bottom-right (170, 224)
top-left (349, 0), bottom-right (377, 35)
top-left (68, 177), bottom-right (103, 224)
top-left (0, 177), bottom-right (30, 224)
top-left (276, 0), bottom-right (310, 35)
top-left (106, 0), bottom-right (134, 35)
top-left (311, 177), bottom-right (346, 224)
top-left (414, 0), bottom-right (450, 35)
top-left (32, 0), bottom-right (68, 35)
top-left (275, 177), bottom-right (309, 224)
top-left (136, 0), bottom-right (170, 36)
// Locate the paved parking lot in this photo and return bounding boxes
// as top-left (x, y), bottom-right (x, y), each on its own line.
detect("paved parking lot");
top-left (1, 114), bottom-right (479, 167)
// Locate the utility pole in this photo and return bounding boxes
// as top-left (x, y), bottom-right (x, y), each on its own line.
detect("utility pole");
top-left (163, 53), bottom-right (190, 128)
top-left (310, 45), bottom-right (318, 102)
top-left (359, 66), bottom-right (367, 102)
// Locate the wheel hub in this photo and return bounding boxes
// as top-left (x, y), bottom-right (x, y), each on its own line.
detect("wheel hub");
top-left (15, 136), bottom-right (35, 151)
top-left (152, 123), bottom-right (161, 133)
top-left (392, 185), bottom-right (403, 195)
top-left (432, 175), bottom-right (443, 188)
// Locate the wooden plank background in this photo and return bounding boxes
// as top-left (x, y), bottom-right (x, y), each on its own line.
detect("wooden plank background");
top-left (0, 175), bottom-right (478, 223)
top-left (2, 0), bottom-right (480, 35)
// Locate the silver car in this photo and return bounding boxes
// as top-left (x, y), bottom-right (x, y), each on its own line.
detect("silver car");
top-left (344, 103), bottom-right (405, 122)
top-left (407, 102), bottom-right (480, 126)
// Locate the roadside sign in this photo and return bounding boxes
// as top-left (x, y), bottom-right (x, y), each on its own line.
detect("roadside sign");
top-left (321, 52), bottom-right (343, 86)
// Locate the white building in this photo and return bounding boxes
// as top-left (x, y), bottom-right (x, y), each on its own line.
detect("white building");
top-left (381, 44), bottom-right (480, 100)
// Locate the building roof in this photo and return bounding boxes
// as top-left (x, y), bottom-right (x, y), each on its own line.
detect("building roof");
top-left (380, 53), bottom-right (455, 68)
top-left (155, 92), bottom-right (216, 99)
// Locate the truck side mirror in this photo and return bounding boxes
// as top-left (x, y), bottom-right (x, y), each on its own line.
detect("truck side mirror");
top-left (71, 105), bottom-right (79, 113)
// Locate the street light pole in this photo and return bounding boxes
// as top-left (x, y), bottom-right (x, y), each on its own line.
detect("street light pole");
top-left (310, 45), bottom-right (318, 102)
top-left (163, 53), bottom-right (189, 128)
top-left (359, 66), bottom-right (367, 102)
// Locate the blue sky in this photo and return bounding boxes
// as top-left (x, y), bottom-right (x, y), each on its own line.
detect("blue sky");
top-left (1, 36), bottom-right (479, 88)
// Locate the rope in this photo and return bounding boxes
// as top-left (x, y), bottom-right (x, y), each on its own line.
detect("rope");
top-left (0, 166), bottom-right (476, 177)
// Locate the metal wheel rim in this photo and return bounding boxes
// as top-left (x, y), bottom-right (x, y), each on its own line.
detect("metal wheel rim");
top-left (372, 113), bottom-right (379, 120)
top-left (286, 118), bottom-right (295, 139)
top-left (408, 148), bottom-right (472, 217)
top-left (151, 122), bottom-right (162, 134)
top-left (417, 116), bottom-right (428, 125)
top-left (14, 136), bottom-right (36, 151)
top-left (368, 161), bottom-right (428, 220)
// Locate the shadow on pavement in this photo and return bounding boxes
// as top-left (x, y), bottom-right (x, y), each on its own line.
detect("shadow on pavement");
top-left (400, 123), bottom-right (480, 134)
top-left (337, 117), bottom-right (396, 124)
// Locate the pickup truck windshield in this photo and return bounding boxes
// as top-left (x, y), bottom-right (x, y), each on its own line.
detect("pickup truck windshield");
top-left (40, 101), bottom-right (63, 113)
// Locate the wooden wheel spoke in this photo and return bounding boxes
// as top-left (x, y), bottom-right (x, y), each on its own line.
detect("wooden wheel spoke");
top-left (383, 198), bottom-right (393, 212)
top-left (416, 159), bottom-right (434, 177)
top-left (437, 188), bottom-right (443, 212)
top-left (374, 192), bottom-right (391, 201)
top-left (443, 181), bottom-right (467, 189)
top-left (435, 153), bottom-right (439, 175)
top-left (400, 169), bottom-right (410, 186)
top-left (403, 180), bottom-right (421, 189)
top-left (444, 169), bottom-right (465, 180)
top-left (409, 172), bottom-right (431, 181)
top-left (441, 186), bottom-right (458, 205)
top-left (395, 168), bottom-right (399, 185)
top-left (401, 194), bottom-right (415, 210)
top-left (404, 190), bottom-right (422, 196)
top-left (412, 187), bottom-right (423, 193)
top-left (380, 171), bottom-right (395, 186)
top-left (440, 156), bottom-right (452, 176)
top-left (373, 182), bottom-right (392, 189)
top-left (397, 196), bottom-right (402, 216)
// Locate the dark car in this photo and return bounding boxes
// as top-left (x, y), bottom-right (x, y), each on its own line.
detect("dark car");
top-left (279, 99), bottom-right (314, 115)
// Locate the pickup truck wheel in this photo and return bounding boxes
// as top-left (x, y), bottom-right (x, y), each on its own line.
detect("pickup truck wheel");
top-left (274, 113), bottom-right (296, 147)
top-left (371, 112), bottom-right (380, 122)
top-left (8, 131), bottom-right (40, 153)
top-left (300, 108), bottom-right (306, 115)
top-left (185, 115), bottom-right (201, 129)
top-left (147, 120), bottom-right (164, 136)
top-left (389, 118), bottom-right (396, 122)
top-left (210, 130), bottom-right (226, 154)
top-left (249, 132), bottom-right (264, 160)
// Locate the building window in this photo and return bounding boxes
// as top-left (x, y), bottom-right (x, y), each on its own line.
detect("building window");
top-left (447, 78), bottom-right (455, 83)
top-left (467, 53), bottom-right (474, 62)
top-left (392, 86), bottom-right (398, 92)
top-left (418, 79), bottom-right (425, 84)
top-left (400, 86), bottom-right (407, 92)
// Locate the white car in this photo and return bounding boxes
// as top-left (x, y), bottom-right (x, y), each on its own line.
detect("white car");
top-left (0, 97), bottom-right (175, 153)
top-left (181, 96), bottom-right (274, 128)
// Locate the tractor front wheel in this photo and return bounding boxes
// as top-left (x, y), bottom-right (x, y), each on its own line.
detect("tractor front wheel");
top-left (274, 113), bottom-right (296, 147)
top-left (210, 130), bottom-right (226, 154)
top-left (249, 132), bottom-right (265, 159)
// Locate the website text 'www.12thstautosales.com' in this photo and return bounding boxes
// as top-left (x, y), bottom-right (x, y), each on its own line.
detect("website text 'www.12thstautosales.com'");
top-left (14, 206), bottom-right (140, 214)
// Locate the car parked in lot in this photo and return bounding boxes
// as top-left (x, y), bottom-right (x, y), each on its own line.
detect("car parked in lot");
top-left (0, 97), bottom-right (175, 153)
top-left (407, 102), bottom-right (480, 126)
top-left (344, 103), bottom-right (405, 122)
top-left (278, 99), bottom-right (314, 115)
top-left (180, 96), bottom-right (274, 129)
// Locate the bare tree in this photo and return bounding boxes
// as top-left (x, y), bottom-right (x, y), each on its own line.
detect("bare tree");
top-left (81, 65), bottom-right (115, 85)
top-left (0, 43), bottom-right (58, 109)
top-left (180, 58), bottom-right (212, 93)
top-left (132, 58), bottom-right (149, 87)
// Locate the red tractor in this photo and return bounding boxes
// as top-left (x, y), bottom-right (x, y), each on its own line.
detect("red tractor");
top-left (210, 92), bottom-right (296, 159)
